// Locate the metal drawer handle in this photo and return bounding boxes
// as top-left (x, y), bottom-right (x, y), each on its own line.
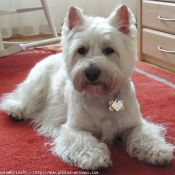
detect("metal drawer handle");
top-left (158, 15), bottom-right (175, 22)
top-left (158, 46), bottom-right (175, 54)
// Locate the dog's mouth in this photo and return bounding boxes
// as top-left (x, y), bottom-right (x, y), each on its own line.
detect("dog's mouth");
top-left (83, 80), bottom-right (103, 87)
top-left (88, 81), bottom-right (102, 86)
top-left (81, 81), bottom-right (110, 96)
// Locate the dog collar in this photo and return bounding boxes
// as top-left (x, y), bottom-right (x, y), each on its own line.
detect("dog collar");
top-left (109, 93), bottom-right (124, 112)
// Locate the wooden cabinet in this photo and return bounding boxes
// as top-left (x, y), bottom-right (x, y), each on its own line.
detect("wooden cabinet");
top-left (137, 0), bottom-right (175, 72)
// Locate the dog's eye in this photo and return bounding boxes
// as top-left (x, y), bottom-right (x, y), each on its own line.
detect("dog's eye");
top-left (104, 47), bottom-right (114, 55)
top-left (77, 47), bottom-right (86, 55)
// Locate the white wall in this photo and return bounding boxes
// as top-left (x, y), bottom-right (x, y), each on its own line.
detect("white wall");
top-left (0, 0), bottom-right (137, 38)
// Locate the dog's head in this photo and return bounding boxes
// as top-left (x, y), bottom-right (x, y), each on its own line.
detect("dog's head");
top-left (61, 5), bottom-right (136, 97)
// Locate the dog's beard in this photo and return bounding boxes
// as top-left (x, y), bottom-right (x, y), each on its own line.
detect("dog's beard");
top-left (72, 72), bottom-right (120, 97)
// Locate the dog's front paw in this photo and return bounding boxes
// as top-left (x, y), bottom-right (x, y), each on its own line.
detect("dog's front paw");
top-left (145, 144), bottom-right (174, 165)
top-left (53, 129), bottom-right (112, 170)
top-left (129, 143), bottom-right (174, 166)
top-left (77, 143), bottom-right (112, 170)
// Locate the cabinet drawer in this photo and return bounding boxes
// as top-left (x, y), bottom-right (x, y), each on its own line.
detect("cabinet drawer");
top-left (142, 28), bottom-right (175, 66)
top-left (142, 1), bottom-right (175, 34)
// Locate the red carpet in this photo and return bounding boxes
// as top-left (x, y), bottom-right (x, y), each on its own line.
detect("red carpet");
top-left (0, 48), bottom-right (175, 175)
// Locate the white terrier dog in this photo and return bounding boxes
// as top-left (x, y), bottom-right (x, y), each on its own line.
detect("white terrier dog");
top-left (0, 5), bottom-right (174, 170)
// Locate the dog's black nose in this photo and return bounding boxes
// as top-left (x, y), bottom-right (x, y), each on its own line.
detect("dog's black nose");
top-left (85, 67), bottom-right (101, 81)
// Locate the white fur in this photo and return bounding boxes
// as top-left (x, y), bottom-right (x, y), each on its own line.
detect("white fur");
top-left (0, 5), bottom-right (174, 170)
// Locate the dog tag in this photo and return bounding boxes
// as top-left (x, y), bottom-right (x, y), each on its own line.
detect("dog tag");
top-left (109, 99), bottom-right (124, 112)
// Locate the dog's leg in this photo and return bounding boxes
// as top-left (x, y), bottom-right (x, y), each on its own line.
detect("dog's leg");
top-left (0, 59), bottom-right (51, 120)
top-left (51, 125), bottom-right (112, 170)
top-left (123, 119), bottom-right (174, 165)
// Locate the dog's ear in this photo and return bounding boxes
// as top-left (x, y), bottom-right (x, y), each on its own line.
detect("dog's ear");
top-left (109, 4), bottom-right (135, 34)
top-left (68, 6), bottom-right (84, 30)
top-left (117, 4), bottom-right (129, 34)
